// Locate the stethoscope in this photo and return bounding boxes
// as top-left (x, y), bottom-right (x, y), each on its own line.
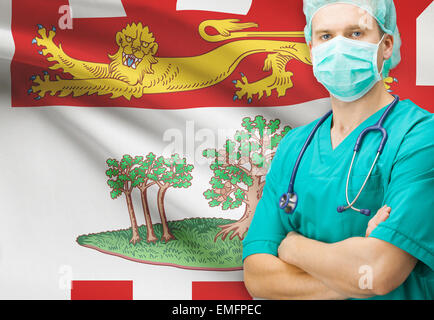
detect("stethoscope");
top-left (279, 95), bottom-right (400, 217)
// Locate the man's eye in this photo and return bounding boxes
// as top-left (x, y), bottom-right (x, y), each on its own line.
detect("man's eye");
top-left (321, 34), bottom-right (331, 41)
top-left (352, 31), bottom-right (362, 37)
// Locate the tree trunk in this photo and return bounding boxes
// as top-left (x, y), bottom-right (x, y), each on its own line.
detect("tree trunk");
top-left (125, 191), bottom-right (141, 244)
top-left (215, 175), bottom-right (262, 241)
top-left (140, 189), bottom-right (157, 243)
top-left (157, 185), bottom-right (175, 242)
top-left (215, 203), bottom-right (255, 241)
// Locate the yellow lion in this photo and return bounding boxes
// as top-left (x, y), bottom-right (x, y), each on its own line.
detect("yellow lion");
top-left (29, 20), bottom-right (311, 102)
top-left (29, 20), bottom-right (395, 102)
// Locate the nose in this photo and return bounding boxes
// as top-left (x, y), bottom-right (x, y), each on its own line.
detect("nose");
top-left (131, 39), bottom-right (141, 53)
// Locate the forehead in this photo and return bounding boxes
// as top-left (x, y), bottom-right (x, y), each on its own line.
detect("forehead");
top-left (123, 24), bottom-right (154, 42)
top-left (312, 3), bottom-right (377, 32)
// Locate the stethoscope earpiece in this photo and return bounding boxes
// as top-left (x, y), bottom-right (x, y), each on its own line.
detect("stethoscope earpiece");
top-left (360, 209), bottom-right (371, 216)
top-left (337, 206), bottom-right (346, 213)
top-left (337, 206), bottom-right (371, 216)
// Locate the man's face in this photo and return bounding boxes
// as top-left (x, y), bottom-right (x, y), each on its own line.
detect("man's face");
top-left (310, 3), bottom-right (390, 73)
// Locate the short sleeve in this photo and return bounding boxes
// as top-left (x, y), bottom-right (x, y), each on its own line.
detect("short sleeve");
top-left (369, 116), bottom-right (434, 270)
top-left (242, 134), bottom-right (293, 262)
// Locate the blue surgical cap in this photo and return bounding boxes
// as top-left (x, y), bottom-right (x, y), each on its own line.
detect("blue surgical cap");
top-left (303, 0), bottom-right (401, 77)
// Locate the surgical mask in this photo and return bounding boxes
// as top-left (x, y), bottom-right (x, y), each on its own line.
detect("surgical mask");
top-left (311, 35), bottom-right (385, 102)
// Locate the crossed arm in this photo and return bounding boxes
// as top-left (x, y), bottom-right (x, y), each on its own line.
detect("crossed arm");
top-left (243, 205), bottom-right (417, 299)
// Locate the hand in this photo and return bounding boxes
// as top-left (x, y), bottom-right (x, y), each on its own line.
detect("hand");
top-left (365, 205), bottom-right (391, 237)
top-left (278, 231), bottom-right (301, 264)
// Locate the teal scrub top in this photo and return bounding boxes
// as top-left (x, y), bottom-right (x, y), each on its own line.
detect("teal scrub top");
top-left (242, 99), bottom-right (434, 300)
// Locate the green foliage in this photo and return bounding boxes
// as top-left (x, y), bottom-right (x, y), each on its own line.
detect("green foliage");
top-left (107, 179), bottom-right (121, 189)
top-left (241, 117), bottom-right (254, 132)
top-left (106, 157), bottom-right (128, 199)
top-left (218, 187), bottom-right (247, 210)
top-left (242, 174), bottom-right (253, 187)
top-left (234, 130), bottom-right (251, 142)
top-left (132, 176), bottom-right (145, 188)
top-left (210, 162), bottom-right (220, 170)
top-left (239, 140), bottom-right (251, 157)
top-left (202, 148), bottom-right (218, 158)
top-left (253, 116), bottom-right (267, 138)
top-left (215, 169), bottom-right (229, 180)
top-left (251, 153), bottom-right (265, 168)
top-left (150, 154), bottom-right (194, 189)
top-left (267, 119), bottom-right (281, 134)
top-left (105, 168), bottom-right (119, 178)
top-left (110, 189), bottom-right (122, 199)
top-left (230, 175), bottom-right (241, 185)
top-left (222, 197), bottom-right (233, 210)
top-left (209, 199), bottom-right (222, 207)
top-left (269, 125), bottom-right (291, 149)
top-left (226, 166), bottom-right (240, 175)
top-left (218, 191), bottom-right (243, 210)
top-left (203, 189), bottom-right (220, 200)
top-left (120, 154), bottom-right (133, 169)
top-left (241, 116), bottom-right (292, 145)
top-left (234, 189), bottom-right (245, 200)
top-left (203, 115), bottom-right (292, 211)
top-left (106, 159), bottom-right (119, 168)
top-left (105, 152), bottom-right (194, 201)
top-left (231, 200), bottom-right (243, 209)
top-left (225, 140), bottom-right (236, 155)
top-left (151, 167), bottom-right (166, 177)
top-left (210, 177), bottom-right (224, 189)
top-left (174, 181), bottom-right (192, 188)
top-left (146, 152), bottom-right (156, 162)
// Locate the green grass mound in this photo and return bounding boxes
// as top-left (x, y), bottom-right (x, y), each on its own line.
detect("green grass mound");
top-left (76, 218), bottom-right (243, 270)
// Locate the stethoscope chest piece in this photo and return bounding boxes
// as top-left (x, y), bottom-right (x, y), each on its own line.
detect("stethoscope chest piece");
top-left (279, 192), bottom-right (298, 214)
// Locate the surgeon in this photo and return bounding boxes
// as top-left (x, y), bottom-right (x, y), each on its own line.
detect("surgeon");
top-left (242, 0), bottom-right (434, 300)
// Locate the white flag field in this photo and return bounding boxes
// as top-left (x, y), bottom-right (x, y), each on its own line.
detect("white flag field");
top-left (0, 0), bottom-right (432, 299)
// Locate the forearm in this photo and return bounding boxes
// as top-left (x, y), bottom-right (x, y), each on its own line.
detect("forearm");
top-left (243, 254), bottom-right (348, 300)
top-left (279, 235), bottom-right (387, 298)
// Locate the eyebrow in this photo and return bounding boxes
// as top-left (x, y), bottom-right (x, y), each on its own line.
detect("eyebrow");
top-left (313, 24), bottom-right (364, 34)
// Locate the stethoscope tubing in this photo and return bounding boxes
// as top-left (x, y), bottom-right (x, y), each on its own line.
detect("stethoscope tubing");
top-left (280, 94), bottom-right (400, 216)
top-left (287, 109), bottom-right (332, 194)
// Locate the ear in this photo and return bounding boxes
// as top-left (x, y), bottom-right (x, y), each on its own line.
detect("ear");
top-left (308, 41), bottom-right (313, 64)
top-left (116, 32), bottom-right (123, 46)
top-left (150, 42), bottom-right (158, 56)
top-left (382, 34), bottom-right (394, 61)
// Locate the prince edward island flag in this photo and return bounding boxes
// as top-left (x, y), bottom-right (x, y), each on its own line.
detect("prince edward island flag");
top-left (0, 0), bottom-right (433, 299)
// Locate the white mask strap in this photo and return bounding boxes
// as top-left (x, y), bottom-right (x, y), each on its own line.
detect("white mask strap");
top-left (377, 33), bottom-right (387, 77)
